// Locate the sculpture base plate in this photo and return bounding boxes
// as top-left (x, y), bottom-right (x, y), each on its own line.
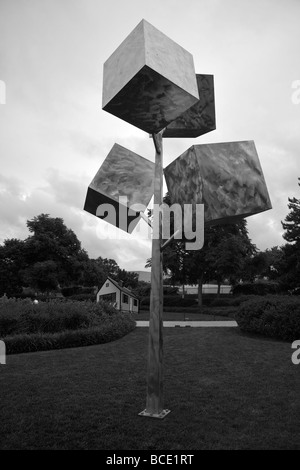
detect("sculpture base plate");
top-left (138, 409), bottom-right (171, 419)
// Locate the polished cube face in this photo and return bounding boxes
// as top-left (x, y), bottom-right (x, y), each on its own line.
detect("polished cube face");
top-left (164, 141), bottom-right (272, 225)
top-left (84, 144), bottom-right (155, 232)
top-left (163, 74), bottom-right (216, 138)
top-left (102, 19), bottom-right (199, 134)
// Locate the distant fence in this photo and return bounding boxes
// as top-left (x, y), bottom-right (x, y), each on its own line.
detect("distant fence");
top-left (178, 284), bottom-right (232, 295)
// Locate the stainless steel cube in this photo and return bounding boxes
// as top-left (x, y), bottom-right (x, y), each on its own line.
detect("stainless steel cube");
top-left (163, 74), bottom-right (216, 138)
top-left (84, 143), bottom-right (155, 232)
top-left (102, 19), bottom-right (199, 134)
top-left (164, 141), bottom-right (272, 225)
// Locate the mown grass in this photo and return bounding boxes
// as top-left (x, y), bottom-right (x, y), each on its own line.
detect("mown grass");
top-left (0, 327), bottom-right (299, 450)
top-left (137, 306), bottom-right (237, 321)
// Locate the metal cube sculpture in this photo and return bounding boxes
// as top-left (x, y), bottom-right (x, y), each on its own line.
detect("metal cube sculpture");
top-left (85, 18), bottom-right (273, 420)
top-left (164, 140), bottom-right (272, 225)
top-left (102, 19), bottom-right (199, 134)
top-left (84, 143), bottom-right (155, 233)
top-left (163, 74), bottom-right (216, 138)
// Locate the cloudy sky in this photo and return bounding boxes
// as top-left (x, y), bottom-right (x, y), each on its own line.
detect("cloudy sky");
top-left (0, 0), bottom-right (299, 271)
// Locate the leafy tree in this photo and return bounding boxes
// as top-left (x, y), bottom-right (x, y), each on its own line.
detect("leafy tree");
top-left (280, 178), bottom-right (300, 290)
top-left (96, 257), bottom-right (120, 279)
top-left (0, 214), bottom-right (138, 297)
top-left (206, 228), bottom-right (256, 293)
top-left (258, 246), bottom-right (286, 281)
top-left (116, 269), bottom-right (139, 289)
top-left (187, 220), bottom-right (256, 302)
top-left (146, 192), bottom-right (256, 305)
top-left (282, 178), bottom-right (300, 244)
top-left (81, 257), bottom-right (138, 290)
top-left (78, 259), bottom-right (106, 288)
top-left (278, 243), bottom-right (300, 290)
top-left (0, 239), bottom-right (26, 296)
top-left (22, 260), bottom-right (58, 293)
top-left (22, 214), bottom-right (89, 291)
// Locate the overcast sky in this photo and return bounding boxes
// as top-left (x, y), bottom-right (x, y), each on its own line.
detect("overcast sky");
top-left (0, 0), bottom-right (299, 271)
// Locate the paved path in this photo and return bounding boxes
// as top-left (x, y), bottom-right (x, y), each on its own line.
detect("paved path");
top-left (136, 320), bottom-right (237, 327)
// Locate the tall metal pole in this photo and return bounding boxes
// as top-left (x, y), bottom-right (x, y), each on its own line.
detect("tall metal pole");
top-left (139, 130), bottom-right (170, 419)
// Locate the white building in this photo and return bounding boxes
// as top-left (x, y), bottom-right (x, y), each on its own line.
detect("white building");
top-left (97, 277), bottom-right (139, 313)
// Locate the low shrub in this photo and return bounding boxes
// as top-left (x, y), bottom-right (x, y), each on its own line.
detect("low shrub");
top-left (141, 295), bottom-right (197, 309)
top-left (163, 287), bottom-right (179, 296)
top-left (61, 286), bottom-right (96, 297)
top-left (68, 294), bottom-right (96, 302)
top-left (210, 297), bottom-right (233, 307)
top-left (232, 282), bottom-right (280, 296)
top-left (235, 295), bottom-right (300, 341)
top-left (4, 311), bottom-right (136, 355)
top-left (210, 295), bottom-right (256, 307)
top-left (0, 298), bottom-right (127, 337)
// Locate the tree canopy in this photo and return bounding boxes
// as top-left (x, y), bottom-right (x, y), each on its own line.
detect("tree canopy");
top-left (0, 214), bottom-right (138, 296)
top-left (282, 178), bottom-right (300, 244)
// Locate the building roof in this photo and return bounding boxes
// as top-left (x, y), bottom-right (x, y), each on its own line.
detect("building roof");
top-left (104, 277), bottom-right (139, 300)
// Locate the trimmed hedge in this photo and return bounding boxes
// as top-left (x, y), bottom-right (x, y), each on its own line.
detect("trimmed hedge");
top-left (141, 295), bottom-right (197, 308)
top-left (61, 286), bottom-right (96, 297)
top-left (4, 313), bottom-right (136, 355)
top-left (210, 295), bottom-right (257, 307)
top-left (68, 293), bottom-right (96, 302)
top-left (232, 282), bottom-right (280, 296)
top-left (235, 295), bottom-right (300, 341)
top-left (0, 298), bottom-right (117, 336)
top-left (0, 297), bottom-right (136, 354)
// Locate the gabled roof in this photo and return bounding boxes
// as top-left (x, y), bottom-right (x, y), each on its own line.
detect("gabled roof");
top-left (104, 277), bottom-right (139, 300)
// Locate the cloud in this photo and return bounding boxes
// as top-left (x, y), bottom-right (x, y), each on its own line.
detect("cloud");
top-left (0, 169), bottom-right (152, 270)
top-left (0, 0), bottom-right (299, 269)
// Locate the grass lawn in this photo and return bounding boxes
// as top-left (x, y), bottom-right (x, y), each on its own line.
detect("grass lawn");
top-left (0, 326), bottom-right (299, 450)
top-left (137, 308), bottom-right (236, 321)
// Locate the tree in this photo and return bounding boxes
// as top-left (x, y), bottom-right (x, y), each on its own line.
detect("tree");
top-left (22, 214), bottom-right (89, 291)
top-left (206, 231), bottom-right (254, 293)
top-left (146, 192), bottom-right (256, 305)
top-left (96, 257), bottom-right (120, 280)
top-left (187, 220), bottom-right (256, 302)
top-left (81, 257), bottom-right (138, 290)
top-left (116, 269), bottom-right (139, 289)
top-left (78, 258), bottom-right (106, 289)
top-left (282, 178), bottom-right (300, 244)
top-left (0, 238), bottom-right (26, 296)
top-left (280, 178), bottom-right (300, 290)
top-left (22, 260), bottom-right (58, 293)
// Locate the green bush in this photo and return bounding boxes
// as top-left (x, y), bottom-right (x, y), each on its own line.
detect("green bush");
top-left (0, 298), bottom-right (126, 338)
top-left (61, 286), bottom-right (96, 297)
top-left (210, 295), bottom-right (256, 307)
top-left (68, 294), bottom-right (96, 302)
top-left (4, 312), bottom-right (136, 354)
top-left (235, 295), bottom-right (300, 341)
top-left (141, 295), bottom-right (197, 309)
top-left (232, 282), bottom-right (280, 296)
top-left (210, 297), bottom-right (233, 307)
